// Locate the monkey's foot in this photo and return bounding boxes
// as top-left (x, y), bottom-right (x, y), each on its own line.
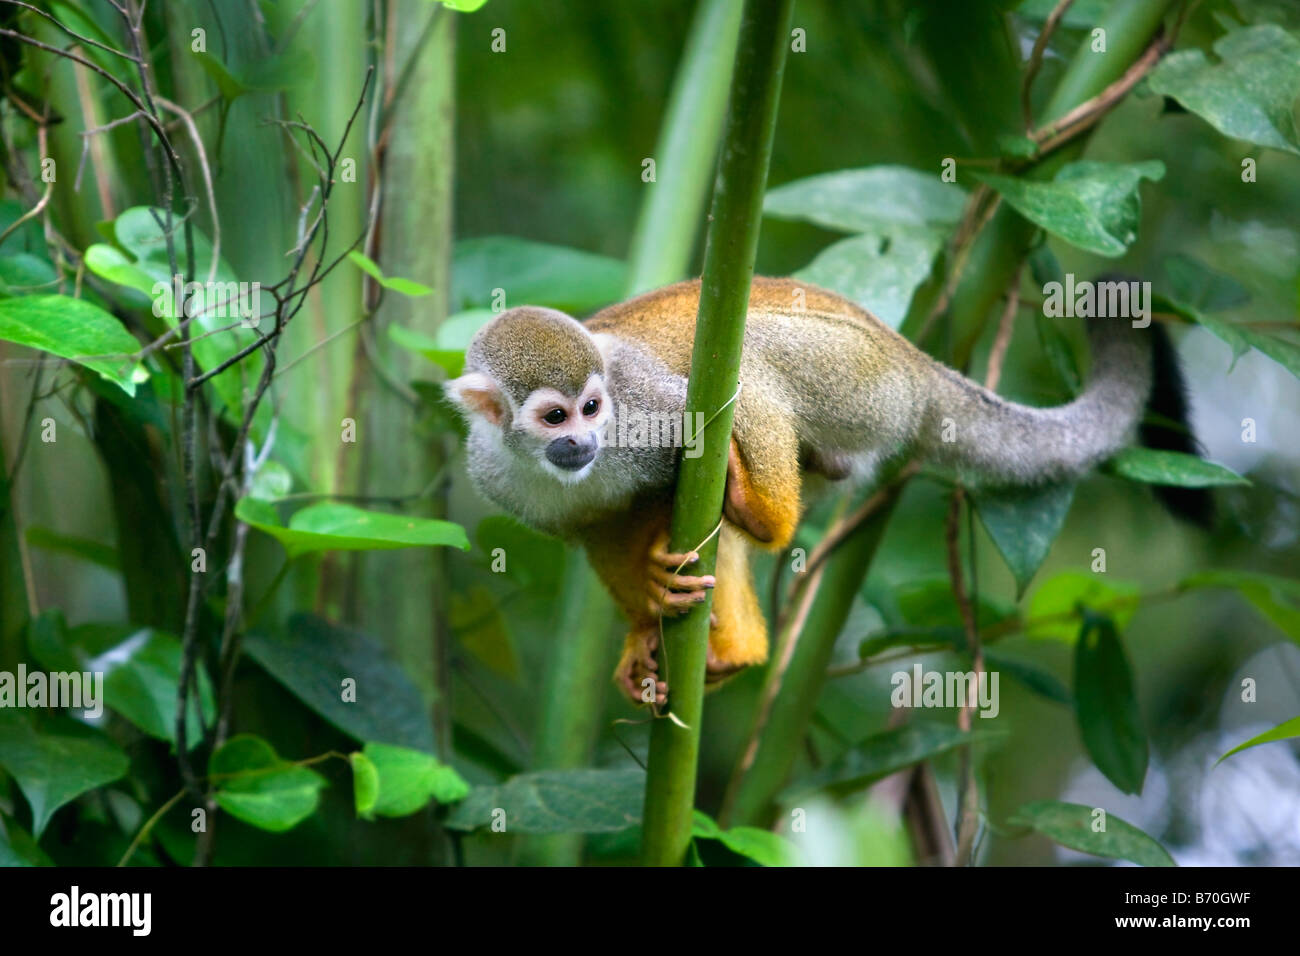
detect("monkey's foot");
top-left (705, 643), bottom-right (746, 686)
top-left (645, 530), bottom-right (715, 618)
top-left (615, 630), bottom-right (668, 707)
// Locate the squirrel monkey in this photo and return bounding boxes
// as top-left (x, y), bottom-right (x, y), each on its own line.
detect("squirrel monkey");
top-left (446, 277), bottom-right (1193, 705)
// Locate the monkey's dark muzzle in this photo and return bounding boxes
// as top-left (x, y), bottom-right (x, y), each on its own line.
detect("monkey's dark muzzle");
top-left (545, 434), bottom-right (598, 471)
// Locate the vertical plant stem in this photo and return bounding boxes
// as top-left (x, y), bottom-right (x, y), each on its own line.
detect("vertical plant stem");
top-left (355, 0), bottom-right (456, 752)
top-left (640, 0), bottom-right (795, 867)
top-left (624, 0), bottom-right (743, 295)
top-left (722, 0), bottom-right (1177, 830)
top-left (721, 485), bottom-right (902, 827)
top-left (517, 550), bottom-right (617, 866)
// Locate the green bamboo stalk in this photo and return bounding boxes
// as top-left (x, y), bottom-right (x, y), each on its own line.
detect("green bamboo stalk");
top-left (354, 2), bottom-right (457, 749)
top-left (640, 0), bottom-right (795, 867)
top-left (517, 550), bottom-right (617, 866)
top-left (722, 0), bottom-right (1177, 828)
top-left (520, 0), bottom-right (743, 868)
top-left (624, 0), bottom-right (743, 295)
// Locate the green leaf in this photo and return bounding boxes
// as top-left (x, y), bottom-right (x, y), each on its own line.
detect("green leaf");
top-left (0, 711), bottom-right (128, 838)
top-left (1217, 715), bottom-right (1300, 764)
top-left (1147, 25), bottom-right (1300, 155)
top-left (451, 237), bottom-right (626, 314)
top-left (83, 245), bottom-right (156, 298)
top-left (475, 515), bottom-right (566, 592)
top-left (780, 723), bottom-right (990, 801)
top-left (1104, 447), bottom-right (1248, 487)
top-left (210, 735), bottom-right (326, 833)
top-left (85, 628), bottom-right (216, 747)
top-left (1010, 800), bottom-right (1175, 866)
top-left (235, 497), bottom-right (469, 558)
top-left (1074, 615), bottom-right (1148, 794)
top-left (1035, 313), bottom-right (1082, 394)
top-left (894, 576), bottom-right (1017, 632)
top-left (971, 481), bottom-right (1076, 597)
top-left (0, 295), bottom-right (144, 395)
top-left (1155, 292), bottom-right (1300, 381)
top-left (764, 166), bottom-right (967, 233)
top-left (1163, 254), bottom-right (1250, 313)
top-left (0, 816), bottom-right (53, 866)
top-left (354, 742), bottom-right (470, 819)
top-left (445, 768), bottom-right (643, 833)
top-left (1015, 0), bottom-right (1110, 29)
top-left (388, 324), bottom-right (464, 376)
top-left (1179, 570), bottom-right (1300, 643)
top-left (247, 460), bottom-right (293, 501)
top-left (450, 585), bottom-right (519, 680)
top-left (792, 227), bottom-right (945, 329)
top-left (347, 251), bottom-right (433, 297)
top-left (243, 613), bottom-right (437, 752)
top-left (1026, 570), bottom-right (1141, 643)
top-left (437, 0), bottom-right (490, 11)
top-left (350, 752), bottom-right (380, 817)
top-left (24, 526), bottom-right (119, 572)
top-left (194, 48), bottom-right (316, 102)
top-left (984, 649), bottom-right (1072, 706)
top-left (690, 811), bottom-right (797, 866)
top-left (973, 160), bottom-right (1165, 257)
top-left (0, 252), bottom-right (57, 297)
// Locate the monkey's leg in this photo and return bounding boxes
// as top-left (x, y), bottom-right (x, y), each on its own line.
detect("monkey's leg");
top-left (702, 522), bottom-right (769, 680)
top-left (613, 625), bottom-right (667, 706)
top-left (725, 394), bottom-right (802, 550)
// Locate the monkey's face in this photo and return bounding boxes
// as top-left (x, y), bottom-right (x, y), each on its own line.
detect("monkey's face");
top-left (446, 368), bottom-right (613, 485)
top-left (510, 372), bottom-right (612, 482)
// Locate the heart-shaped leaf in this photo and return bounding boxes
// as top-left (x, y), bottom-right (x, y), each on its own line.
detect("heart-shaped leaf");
top-left (210, 735), bottom-right (326, 833)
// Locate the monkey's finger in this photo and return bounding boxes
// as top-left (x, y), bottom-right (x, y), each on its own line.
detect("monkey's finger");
top-left (647, 587), bottom-right (709, 616)
top-left (647, 562), bottom-right (715, 591)
top-left (649, 530), bottom-right (699, 570)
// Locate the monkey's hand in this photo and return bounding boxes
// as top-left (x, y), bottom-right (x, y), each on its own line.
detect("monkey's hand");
top-left (644, 530), bottom-right (715, 619)
top-left (614, 627), bottom-right (667, 706)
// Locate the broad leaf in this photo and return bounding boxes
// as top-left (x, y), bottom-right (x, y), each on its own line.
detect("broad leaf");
top-left (352, 742), bottom-right (469, 819)
top-left (973, 161), bottom-right (1164, 257)
top-left (691, 811), bottom-right (796, 866)
top-left (0, 295), bottom-right (144, 395)
top-left (971, 481), bottom-right (1076, 596)
top-left (1104, 448), bottom-right (1248, 488)
top-left (244, 613), bottom-right (437, 752)
top-left (236, 497), bottom-right (469, 558)
top-left (1180, 570), bottom-right (1300, 643)
top-left (445, 768), bottom-right (643, 833)
top-left (210, 735), bottom-right (326, 833)
top-left (780, 723), bottom-right (989, 800)
top-left (452, 237), bottom-right (626, 314)
top-left (792, 227), bottom-right (945, 329)
top-left (1010, 800), bottom-right (1175, 866)
top-left (1026, 570), bottom-right (1140, 643)
top-left (1147, 25), bottom-right (1300, 155)
top-left (0, 816), bottom-right (52, 866)
top-left (1217, 716), bottom-right (1300, 764)
top-left (347, 251), bottom-right (433, 297)
top-left (983, 650), bottom-right (1072, 706)
top-left (0, 711), bottom-right (128, 838)
top-left (388, 324), bottom-right (465, 376)
top-left (764, 166), bottom-right (966, 232)
top-left (1074, 616), bottom-right (1148, 794)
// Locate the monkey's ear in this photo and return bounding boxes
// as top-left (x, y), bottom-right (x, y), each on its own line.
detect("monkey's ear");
top-left (446, 372), bottom-right (507, 426)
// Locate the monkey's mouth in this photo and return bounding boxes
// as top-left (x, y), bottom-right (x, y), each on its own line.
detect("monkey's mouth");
top-left (545, 435), bottom-right (598, 471)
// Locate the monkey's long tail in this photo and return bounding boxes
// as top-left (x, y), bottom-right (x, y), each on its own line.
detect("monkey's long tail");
top-left (921, 315), bottom-right (1152, 488)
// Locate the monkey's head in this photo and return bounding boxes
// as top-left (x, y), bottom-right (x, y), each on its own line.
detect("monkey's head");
top-left (446, 306), bottom-right (613, 484)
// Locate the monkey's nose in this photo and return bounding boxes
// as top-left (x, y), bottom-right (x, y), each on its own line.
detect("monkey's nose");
top-left (545, 433), bottom-right (598, 471)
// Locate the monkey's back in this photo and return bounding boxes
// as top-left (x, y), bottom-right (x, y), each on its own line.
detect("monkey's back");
top-left (584, 277), bottom-right (926, 454)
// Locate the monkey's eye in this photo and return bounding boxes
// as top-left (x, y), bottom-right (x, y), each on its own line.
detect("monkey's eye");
top-left (543, 408), bottom-right (567, 426)
top-left (582, 398), bottom-right (600, 417)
